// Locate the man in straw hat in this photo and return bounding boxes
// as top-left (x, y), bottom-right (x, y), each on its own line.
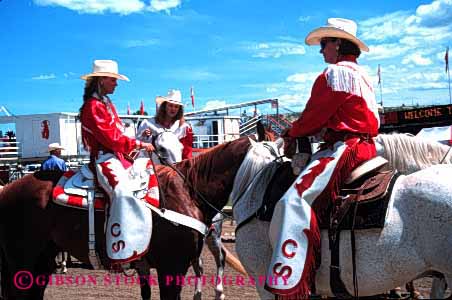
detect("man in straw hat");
top-left (137, 89), bottom-right (193, 160)
top-left (79, 59), bottom-right (156, 265)
top-left (266, 18), bottom-right (379, 298)
top-left (40, 142), bottom-right (68, 172)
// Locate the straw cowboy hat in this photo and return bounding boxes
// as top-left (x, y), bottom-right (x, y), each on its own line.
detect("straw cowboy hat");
top-left (48, 142), bottom-right (65, 152)
top-left (81, 60), bottom-right (130, 81)
top-left (155, 89), bottom-right (183, 106)
top-left (305, 18), bottom-right (369, 52)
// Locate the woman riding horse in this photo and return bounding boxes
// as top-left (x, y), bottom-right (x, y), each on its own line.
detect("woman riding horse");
top-left (268, 18), bottom-right (379, 299)
top-left (79, 59), bottom-right (155, 265)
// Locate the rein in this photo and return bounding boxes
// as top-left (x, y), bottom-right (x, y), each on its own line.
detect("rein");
top-left (439, 145), bottom-right (452, 164)
top-left (152, 150), bottom-right (233, 223)
top-left (151, 141), bottom-right (284, 225)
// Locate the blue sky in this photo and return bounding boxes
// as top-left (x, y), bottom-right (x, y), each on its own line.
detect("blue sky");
top-left (0, 0), bottom-right (451, 117)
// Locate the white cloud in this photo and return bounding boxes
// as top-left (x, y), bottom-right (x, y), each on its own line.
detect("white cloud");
top-left (414, 0), bottom-right (452, 27)
top-left (32, 74), bottom-right (56, 80)
top-left (123, 39), bottom-right (160, 48)
top-left (298, 16), bottom-right (311, 22)
top-left (266, 87), bottom-right (278, 93)
top-left (246, 42), bottom-right (306, 58)
top-left (360, 2), bottom-right (452, 44)
top-left (63, 72), bottom-right (75, 78)
top-left (203, 100), bottom-right (227, 110)
top-left (162, 69), bottom-right (219, 81)
top-left (402, 53), bottom-right (433, 66)
top-left (276, 93), bottom-right (309, 111)
top-left (359, 11), bottom-right (410, 41)
top-left (148, 0), bottom-right (181, 13)
top-left (286, 72), bottom-right (318, 83)
top-left (33, 0), bottom-right (180, 15)
top-left (364, 43), bottom-right (411, 60)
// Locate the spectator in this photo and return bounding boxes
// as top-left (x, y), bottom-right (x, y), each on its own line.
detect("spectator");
top-left (41, 142), bottom-right (68, 172)
top-left (137, 89), bottom-right (193, 160)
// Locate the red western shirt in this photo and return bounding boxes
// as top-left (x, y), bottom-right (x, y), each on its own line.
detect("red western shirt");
top-left (289, 56), bottom-right (379, 139)
top-left (81, 96), bottom-right (137, 168)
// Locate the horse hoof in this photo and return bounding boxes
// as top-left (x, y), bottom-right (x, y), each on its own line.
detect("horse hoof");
top-left (388, 288), bottom-right (403, 299)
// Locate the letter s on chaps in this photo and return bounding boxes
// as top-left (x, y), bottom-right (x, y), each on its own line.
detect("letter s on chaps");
top-left (111, 223), bottom-right (125, 253)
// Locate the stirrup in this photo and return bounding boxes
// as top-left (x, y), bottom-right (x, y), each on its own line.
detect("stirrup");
top-left (87, 188), bottom-right (103, 270)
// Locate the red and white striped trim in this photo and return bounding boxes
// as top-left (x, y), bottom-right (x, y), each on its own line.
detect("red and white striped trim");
top-left (53, 171), bottom-right (107, 210)
top-left (52, 168), bottom-right (160, 210)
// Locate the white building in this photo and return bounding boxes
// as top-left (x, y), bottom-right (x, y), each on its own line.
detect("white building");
top-left (0, 112), bottom-right (241, 163)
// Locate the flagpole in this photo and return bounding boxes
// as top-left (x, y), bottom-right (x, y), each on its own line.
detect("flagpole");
top-left (448, 67), bottom-right (451, 104)
top-left (446, 46), bottom-right (451, 104)
top-left (378, 64), bottom-right (383, 107)
top-left (379, 81), bottom-right (383, 108)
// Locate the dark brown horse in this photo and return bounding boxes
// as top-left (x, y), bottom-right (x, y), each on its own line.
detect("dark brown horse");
top-left (0, 135), bottom-right (267, 300)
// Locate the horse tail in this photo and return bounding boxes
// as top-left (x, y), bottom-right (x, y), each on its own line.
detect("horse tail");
top-left (222, 244), bottom-right (248, 276)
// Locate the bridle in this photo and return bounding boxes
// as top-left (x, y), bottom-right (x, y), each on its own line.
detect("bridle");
top-left (152, 140), bottom-right (284, 225)
top-left (149, 130), bottom-right (183, 165)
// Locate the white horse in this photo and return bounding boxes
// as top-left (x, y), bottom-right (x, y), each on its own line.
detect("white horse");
top-left (136, 119), bottom-right (184, 164)
top-left (233, 134), bottom-right (452, 299)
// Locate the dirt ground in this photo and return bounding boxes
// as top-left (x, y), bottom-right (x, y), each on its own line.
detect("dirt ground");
top-left (44, 221), bottom-right (450, 300)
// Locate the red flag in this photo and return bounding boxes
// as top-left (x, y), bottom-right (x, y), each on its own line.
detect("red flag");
top-left (127, 102), bottom-right (131, 115)
top-left (377, 64), bottom-right (381, 85)
top-left (190, 86), bottom-right (195, 108)
top-left (446, 47), bottom-right (449, 73)
top-left (271, 100), bottom-right (278, 109)
top-left (140, 100), bottom-right (144, 115)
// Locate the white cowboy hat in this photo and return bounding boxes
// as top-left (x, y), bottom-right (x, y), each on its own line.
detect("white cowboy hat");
top-left (81, 60), bottom-right (130, 81)
top-left (48, 142), bottom-right (65, 152)
top-left (155, 89), bottom-right (183, 106)
top-left (305, 18), bottom-right (369, 52)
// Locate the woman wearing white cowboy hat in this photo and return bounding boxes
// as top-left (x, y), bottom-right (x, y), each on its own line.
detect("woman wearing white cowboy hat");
top-left (137, 89), bottom-right (194, 160)
top-left (266, 18), bottom-right (380, 299)
top-left (79, 59), bottom-right (156, 265)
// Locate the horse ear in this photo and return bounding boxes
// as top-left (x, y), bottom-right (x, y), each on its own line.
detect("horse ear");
top-left (275, 137), bottom-right (284, 150)
top-left (248, 137), bottom-right (257, 147)
top-left (256, 121), bottom-right (265, 142)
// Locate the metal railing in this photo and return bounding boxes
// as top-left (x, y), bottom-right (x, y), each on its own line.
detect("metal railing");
top-left (193, 133), bottom-right (240, 149)
top-left (239, 116), bottom-right (263, 136)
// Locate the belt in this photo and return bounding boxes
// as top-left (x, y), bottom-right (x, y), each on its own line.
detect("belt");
top-left (324, 130), bottom-right (372, 144)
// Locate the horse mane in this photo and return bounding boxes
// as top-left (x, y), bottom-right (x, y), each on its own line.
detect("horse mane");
top-left (375, 133), bottom-right (452, 174)
top-left (181, 137), bottom-right (251, 181)
top-left (229, 140), bottom-right (281, 205)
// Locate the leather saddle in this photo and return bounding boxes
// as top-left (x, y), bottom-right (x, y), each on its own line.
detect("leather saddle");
top-left (323, 156), bottom-right (399, 234)
top-left (52, 159), bottom-right (160, 210)
top-left (326, 157), bottom-right (400, 299)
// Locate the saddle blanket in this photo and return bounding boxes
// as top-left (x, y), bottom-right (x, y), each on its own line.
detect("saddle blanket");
top-left (53, 162), bottom-right (160, 210)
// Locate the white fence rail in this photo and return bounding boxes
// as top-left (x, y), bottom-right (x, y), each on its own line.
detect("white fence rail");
top-left (0, 139), bottom-right (20, 164)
